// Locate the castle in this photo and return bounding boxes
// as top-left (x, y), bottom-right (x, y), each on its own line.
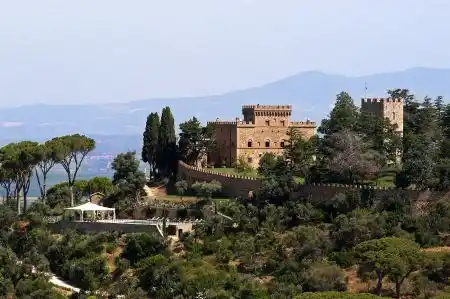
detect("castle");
top-left (208, 104), bottom-right (316, 168)
top-left (205, 97), bottom-right (404, 169)
top-left (361, 97), bottom-right (404, 135)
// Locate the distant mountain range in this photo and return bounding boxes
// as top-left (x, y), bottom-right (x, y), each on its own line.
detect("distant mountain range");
top-left (1, 67), bottom-right (450, 144)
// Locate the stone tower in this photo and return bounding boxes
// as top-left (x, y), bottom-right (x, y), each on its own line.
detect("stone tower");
top-left (361, 97), bottom-right (404, 135)
top-left (209, 104), bottom-right (316, 168)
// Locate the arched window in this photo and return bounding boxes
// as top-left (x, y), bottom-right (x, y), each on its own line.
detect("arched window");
top-left (247, 138), bottom-right (253, 148)
top-left (265, 139), bottom-right (270, 148)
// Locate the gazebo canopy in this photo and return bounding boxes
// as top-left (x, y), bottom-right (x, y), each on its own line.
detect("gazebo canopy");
top-left (65, 202), bottom-right (115, 212)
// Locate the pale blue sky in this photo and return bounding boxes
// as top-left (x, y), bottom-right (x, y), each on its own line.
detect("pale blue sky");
top-left (0, 0), bottom-right (449, 106)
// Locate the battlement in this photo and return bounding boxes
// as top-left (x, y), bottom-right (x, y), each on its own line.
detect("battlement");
top-left (242, 104), bottom-right (292, 110)
top-left (361, 97), bottom-right (403, 103)
top-left (291, 120), bottom-right (317, 126)
top-left (208, 120), bottom-right (238, 125)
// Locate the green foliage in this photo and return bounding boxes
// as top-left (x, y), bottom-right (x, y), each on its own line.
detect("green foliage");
top-left (191, 180), bottom-right (222, 200)
top-left (157, 106), bottom-right (177, 177)
top-left (233, 155), bottom-right (254, 174)
top-left (85, 176), bottom-right (115, 196)
top-left (258, 152), bottom-right (278, 176)
top-left (45, 177), bottom-right (114, 209)
top-left (178, 116), bottom-right (214, 167)
top-left (300, 262), bottom-right (347, 292)
top-left (318, 91), bottom-right (359, 135)
top-left (52, 134), bottom-right (96, 206)
top-left (355, 237), bottom-right (422, 297)
top-left (46, 231), bottom-right (111, 291)
top-left (122, 233), bottom-right (167, 266)
top-left (136, 254), bottom-right (181, 298)
top-left (175, 180), bottom-right (188, 200)
top-left (142, 112), bottom-right (160, 178)
top-left (0, 141), bottom-right (41, 211)
top-left (295, 292), bottom-right (389, 299)
top-left (283, 127), bottom-right (316, 177)
top-left (111, 151), bottom-right (146, 207)
top-left (34, 139), bottom-right (61, 202)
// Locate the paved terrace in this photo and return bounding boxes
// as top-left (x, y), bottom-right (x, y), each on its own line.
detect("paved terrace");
top-left (45, 216), bottom-right (203, 237)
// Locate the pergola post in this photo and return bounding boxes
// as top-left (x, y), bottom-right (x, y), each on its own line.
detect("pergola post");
top-left (80, 211), bottom-right (84, 222)
top-left (113, 210), bottom-right (116, 220)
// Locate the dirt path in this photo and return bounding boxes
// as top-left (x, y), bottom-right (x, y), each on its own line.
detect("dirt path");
top-left (143, 185), bottom-right (155, 197)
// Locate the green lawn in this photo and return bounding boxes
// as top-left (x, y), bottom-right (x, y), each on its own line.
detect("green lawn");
top-left (210, 167), bottom-right (306, 184)
top-left (208, 167), bottom-right (396, 188)
top-left (211, 167), bottom-right (261, 178)
top-left (375, 175), bottom-right (396, 187)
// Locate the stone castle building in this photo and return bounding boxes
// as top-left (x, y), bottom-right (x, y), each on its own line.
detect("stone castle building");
top-left (360, 97), bottom-right (404, 135)
top-left (208, 104), bottom-right (316, 168)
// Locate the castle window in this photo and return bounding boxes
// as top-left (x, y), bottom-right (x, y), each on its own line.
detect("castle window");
top-left (265, 120), bottom-right (270, 126)
top-left (280, 120), bottom-right (285, 126)
top-left (247, 157), bottom-right (253, 163)
top-left (280, 141), bottom-right (285, 148)
top-left (265, 141), bottom-right (270, 147)
top-left (392, 112), bottom-right (396, 120)
top-left (248, 141), bottom-right (252, 147)
top-left (231, 142), bottom-right (235, 147)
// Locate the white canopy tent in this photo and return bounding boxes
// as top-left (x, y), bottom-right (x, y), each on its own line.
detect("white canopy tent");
top-left (64, 202), bottom-right (116, 221)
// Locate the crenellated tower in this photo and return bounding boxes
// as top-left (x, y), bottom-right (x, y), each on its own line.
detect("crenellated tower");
top-left (361, 97), bottom-right (404, 135)
top-left (241, 104), bottom-right (292, 126)
top-left (208, 104), bottom-right (316, 168)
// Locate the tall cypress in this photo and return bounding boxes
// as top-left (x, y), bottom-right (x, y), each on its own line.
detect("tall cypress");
top-left (142, 112), bottom-right (160, 178)
top-left (157, 107), bottom-right (177, 177)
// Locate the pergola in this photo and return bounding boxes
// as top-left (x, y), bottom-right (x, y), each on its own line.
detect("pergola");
top-left (64, 202), bottom-right (116, 221)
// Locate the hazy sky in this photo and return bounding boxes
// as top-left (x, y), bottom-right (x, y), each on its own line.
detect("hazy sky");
top-left (0, 0), bottom-right (449, 106)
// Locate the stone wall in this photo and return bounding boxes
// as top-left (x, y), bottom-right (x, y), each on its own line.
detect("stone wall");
top-left (291, 183), bottom-right (450, 205)
top-left (178, 161), bottom-right (450, 203)
top-left (48, 221), bottom-right (160, 234)
top-left (178, 161), bottom-right (262, 198)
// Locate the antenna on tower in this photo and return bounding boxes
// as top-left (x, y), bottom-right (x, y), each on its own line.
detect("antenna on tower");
top-left (364, 81), bottom-right (368, 98)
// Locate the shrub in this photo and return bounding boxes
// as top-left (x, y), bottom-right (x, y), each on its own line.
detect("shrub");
top-left (295, 292), bottom-right (389, 298)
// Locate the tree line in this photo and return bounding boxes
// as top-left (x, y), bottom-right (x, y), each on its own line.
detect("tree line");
top-left (142, 89), bottom-right (450, 196)
top-left (241, 89), bottom-right (450, 192)
top-left (0, 134), bottom-right (95, 212)
top-left (141, 106), bottom-right (215, 180)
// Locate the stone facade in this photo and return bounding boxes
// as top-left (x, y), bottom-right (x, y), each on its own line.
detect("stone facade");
top-left (208, 104), bottom-right (316, 168)
top-left (361, 97), bottom-right (404, 135)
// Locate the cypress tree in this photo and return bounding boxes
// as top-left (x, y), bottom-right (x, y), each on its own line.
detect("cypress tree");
top-left (142, 112), bottom-right (160, 178)
top-left (157, 107), bottom-right (177, 177)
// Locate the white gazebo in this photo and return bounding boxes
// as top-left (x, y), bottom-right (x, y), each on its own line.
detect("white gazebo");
top-left (64, 202), bottom-right (116, 221)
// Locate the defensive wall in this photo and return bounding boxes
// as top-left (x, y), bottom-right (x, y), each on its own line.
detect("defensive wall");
top-left (178, 161), bottom-right (262, 198)
top-left (177, 161), bottom-right (450, 204)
